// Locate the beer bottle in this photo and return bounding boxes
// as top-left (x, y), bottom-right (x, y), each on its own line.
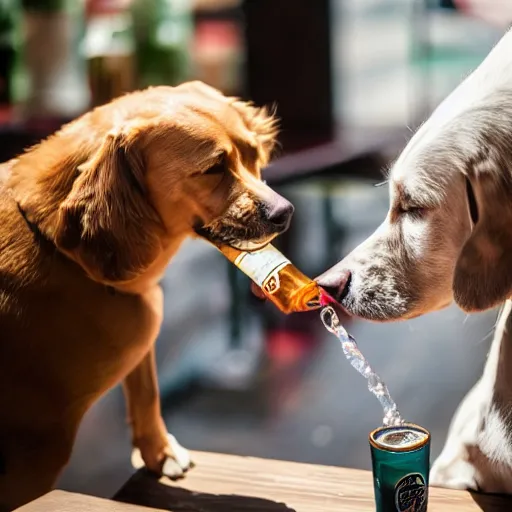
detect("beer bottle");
top-left (219, 244), bottom-right (327, 314)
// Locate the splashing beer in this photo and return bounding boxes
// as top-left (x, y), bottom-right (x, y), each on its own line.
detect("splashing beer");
top-left (320, 306), bottom-right (403, 427)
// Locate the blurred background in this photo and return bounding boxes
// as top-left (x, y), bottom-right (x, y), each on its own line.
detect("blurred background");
top-left (1, 0), bottom-right (510, 499)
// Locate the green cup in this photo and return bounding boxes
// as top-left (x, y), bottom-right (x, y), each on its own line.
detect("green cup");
top-left (369, 423), bottom-right (430, 512)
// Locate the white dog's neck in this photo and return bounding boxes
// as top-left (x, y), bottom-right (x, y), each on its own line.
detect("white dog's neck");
top-left (431, 28), bottom-right (512, 127)
top-left (430, 302), bottom-right (512, 493)
top-left (486, 302), bottom-right (512, 405)
top-left (471, 302), bottom-right (512, 484)
top-left (396, 28), bottom-right (512, 176)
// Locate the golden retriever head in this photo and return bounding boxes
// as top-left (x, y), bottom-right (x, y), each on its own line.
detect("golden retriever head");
top-left (10, 82), bottom-right (293, 286)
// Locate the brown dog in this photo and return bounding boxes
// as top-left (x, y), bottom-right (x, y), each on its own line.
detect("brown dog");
top-left (0, 81), bottom-right (293, 510)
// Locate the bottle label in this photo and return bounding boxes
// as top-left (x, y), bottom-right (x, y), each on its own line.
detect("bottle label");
top-left (394, 473), bottom-right (427, 512)
top-left (234, 246), bottom-right (291, 293)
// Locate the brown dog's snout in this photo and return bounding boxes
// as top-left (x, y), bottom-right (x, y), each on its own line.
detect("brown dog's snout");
top-left (316, 268), bottom-right (351, 302)
top-left (264, 196), bottom-right (294, 231)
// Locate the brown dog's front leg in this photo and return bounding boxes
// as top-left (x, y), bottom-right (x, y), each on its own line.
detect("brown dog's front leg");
top-left (123, 348), bottom-right (191, 478)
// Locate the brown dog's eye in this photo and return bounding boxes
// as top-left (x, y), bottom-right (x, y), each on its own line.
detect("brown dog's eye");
top-left (204, 153), bottom-right (227, 176)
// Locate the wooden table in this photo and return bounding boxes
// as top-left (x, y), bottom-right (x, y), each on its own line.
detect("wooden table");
top-left (16, 451), bottom-right (512, 511)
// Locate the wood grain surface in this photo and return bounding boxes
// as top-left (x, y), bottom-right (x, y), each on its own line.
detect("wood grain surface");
top-left (15, 451), bottom-right (512, 511)
top-left (15, 490), bottom-right (165, 512)
top-left (112, 451), bottom-right (512, 512)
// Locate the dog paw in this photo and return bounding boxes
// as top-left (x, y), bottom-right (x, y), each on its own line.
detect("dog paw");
top-left (131, 433), bottom-right (192, 479)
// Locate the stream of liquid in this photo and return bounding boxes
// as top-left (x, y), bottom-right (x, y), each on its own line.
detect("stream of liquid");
top-left (320, 306), bottom-right (403, 427)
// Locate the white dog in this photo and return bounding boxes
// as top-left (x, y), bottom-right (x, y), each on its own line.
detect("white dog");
top-left (317, 28), bottom-right (512, 492)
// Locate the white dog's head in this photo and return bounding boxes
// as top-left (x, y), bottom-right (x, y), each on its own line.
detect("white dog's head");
top-left (317, 30), bottom-right (512, 321)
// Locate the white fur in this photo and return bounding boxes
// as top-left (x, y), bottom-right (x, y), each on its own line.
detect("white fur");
top-left (432, 302), bottom-right (512, 492)
top-left (131, 433), bottom-right (191, 479)
top-left (319, 28), bottom-right (512, 492)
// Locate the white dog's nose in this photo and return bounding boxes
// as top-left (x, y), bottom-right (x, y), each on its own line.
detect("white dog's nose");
top-left (316, 268), bottom-right (351, 302)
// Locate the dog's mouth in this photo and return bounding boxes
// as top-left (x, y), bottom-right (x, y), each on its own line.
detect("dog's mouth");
top-left (229, 238), bottom-right (276, 251)
top-left (194, 224), bottom-right (278, 252)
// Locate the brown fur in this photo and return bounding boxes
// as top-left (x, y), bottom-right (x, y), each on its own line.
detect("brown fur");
top-left (0, 81), bottom-right (288, 510)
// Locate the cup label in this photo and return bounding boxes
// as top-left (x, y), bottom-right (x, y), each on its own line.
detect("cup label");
top-left (394, 473), bottom-right (427, 512)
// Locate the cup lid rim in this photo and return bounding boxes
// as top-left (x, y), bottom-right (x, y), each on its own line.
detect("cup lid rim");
top-left (369, 423), bottom-right (430, 453)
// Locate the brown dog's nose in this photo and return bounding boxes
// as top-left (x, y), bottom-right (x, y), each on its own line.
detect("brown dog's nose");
top-left (316, 268), bottom-right (351, 302)
top-left (266, 197), bottom-right (294, 231)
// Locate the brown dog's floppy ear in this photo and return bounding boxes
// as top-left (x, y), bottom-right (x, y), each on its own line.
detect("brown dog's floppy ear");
top-left (55, 130), bottom-right (163, 283)
top-left (453, 175), bottom-right (512, 312)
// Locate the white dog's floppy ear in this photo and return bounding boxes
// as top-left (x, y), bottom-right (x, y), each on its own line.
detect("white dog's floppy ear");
top-left (453, 174), bottom-right (512, 312)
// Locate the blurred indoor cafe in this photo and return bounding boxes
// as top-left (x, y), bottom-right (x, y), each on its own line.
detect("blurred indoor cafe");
top-left (0, 0), bottom-right (509, 501)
